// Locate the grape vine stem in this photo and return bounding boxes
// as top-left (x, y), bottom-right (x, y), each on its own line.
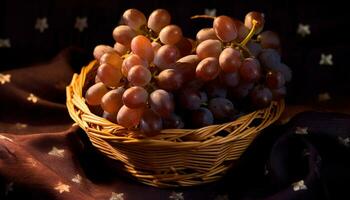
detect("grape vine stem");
top-left (240, 19), bottom-right (258, 46)
top-left (190, 15), bottom-right (215, 20)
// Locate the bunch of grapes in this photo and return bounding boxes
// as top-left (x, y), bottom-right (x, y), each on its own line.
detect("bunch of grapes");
top-left (85, 9), bottom-right (291, 137)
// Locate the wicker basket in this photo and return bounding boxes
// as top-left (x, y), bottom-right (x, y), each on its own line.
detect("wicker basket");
top-left (66, 60), bottom-right (284, 188)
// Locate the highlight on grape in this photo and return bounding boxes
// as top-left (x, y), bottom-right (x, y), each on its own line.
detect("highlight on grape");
top-left (86, 8), bottom-right (291, 136)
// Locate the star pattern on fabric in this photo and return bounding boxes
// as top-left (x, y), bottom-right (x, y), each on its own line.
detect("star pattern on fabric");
top-left (5, 182), bottom-right (14, 196)
top-left (319, 53), bottom-right (333, 66)
top-left (48, 146), bottom-right (65, 158)
top-left (27, 93), bottom-right (39, 103)
top-left (169, 191), bottom-right (184, 200)
top-left (110, 192), bottom-right (125, 200)
top-left (318, 92), bottom-right (331, 102)
top-left (292, 180), bottom-right (307, 191)
top-left (338, 136), bottom-right (350, 147)
top-left (214, 194), bottom-right (230, 200)
top-left (71, 174), bottom-right (82, 184)
top-left (297, 24), bottom-right (311, 37)
top-left (26, 157), bottom-right (38, 167)
top-left (0, 134), bottom-right (13, 142)
top-left (54, 182), bottom-right (70, 194)
top-left (295, 126), bottom-right (308, 135)
top-left (204, 8), bottom-right (216, 17)
top-left (35, 17), bottom-right (49, 33)
top-left (75, 17), bottom-right (88, 32)
top-left (0, 73), bottom-right (11, 85)
top-left (15, 122), bottom-right (28, 129)
top-left (0, 38), bottom-right (11, 48)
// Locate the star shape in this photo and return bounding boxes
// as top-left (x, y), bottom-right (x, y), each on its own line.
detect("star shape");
top-left (15, 122), bottom-right (28, 129)
top-left (0, 38), bottom-right (11, 48)
top-left (27, 93), bottom-right (39, 103)
top-left (0, 73), bottom-right (11, 85)
top-left (71, 174), bottom-right (82, 184)
top-left (26, 157), bottom-right (38, 167)
top-left (35, 17), bottom-right (49, 33)
top-left (295, 126), bottom-right (308, 135)
top-left (169, 191), bottom-right (184, 200)
top-left (297, 24), bottom-right (310, 37)
top-left (319, 54), bottom-right (333, 66)
top-left (292, 180), bottom-right (307, 191)
top-left (74, 17), bottom-right (88, 32)
top-left (5, 182), bottom-right (14, 196)
top-left (48, 146), bottom-right (65, 158)
top-left (0, 134), bottom-right (13, 142)
top-left (204, 8), bottom-right (216, 17)
top-left (110, 192), bottom-right (125, 200)
top-left (54, 182), bottom-right (70, 194)
top-left (318, 92), bottom-right (331, 102)
top-left (338, 136), bottom-right (350, 147)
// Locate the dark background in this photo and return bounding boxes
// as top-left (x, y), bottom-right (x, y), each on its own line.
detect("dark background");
top-left (0, 0), bottom-right (348, 106)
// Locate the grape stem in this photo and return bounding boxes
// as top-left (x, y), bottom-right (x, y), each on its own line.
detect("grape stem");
top-left (190, 15), bottom-right (215, 20)
top-left (240, 19), bottom-right (258, 46)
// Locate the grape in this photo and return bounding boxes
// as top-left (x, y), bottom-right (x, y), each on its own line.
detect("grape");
top-left (93, 45), bottom-right (115, 60)
top-left (178, 89), bottom-right (202, 110)
top-left (239, 58), bottom-right (261, 83)
top-left (154, 44), bottom-right (180, 70)
top-left (131, 35), bottom-right (154, 63)
top-left (246, 41), bottom-right (262, 57)
top-left (122, 8), bottom-right (146, 31)
top-left (173, 62), bottom-right (196, 81)
top-left (259, 49), bottom-right (281, 70)
top-left (101, 87), bottom-right (125, 114)
top-left (250, 86), bottom-right (273, 108)
top-left (157, 69), bottom-right (184, 91)
top-left (114, 43), bottom-right (130, 55)
top-left (196, 28), bottom-right (218, 43)
top-left (85, 82), bottom-right (109, 106)
top-left (191, 108), bottom-right (214, 128)
top-left (177, 54), bottom-right (200, 65)
top-left (163, 113), bottom-right (184, 129)
top-left (199, 91), bottom-right (208, 104)
top-left (233, 19), bottom-right (249, 42)
top-left (121, 54), bottom-right (148, 77)
top-left (117, 105), bottom-right (144, 128)
top-left (213, 15), bottom-right (237, 42)
top-left (100, 51), bottom-right (123, 69)
top-left (244, 11), bottom-right (265, 34)
top-left (149, 89), bottom-right (174, 117)
top-left (102, 111), bottom-right (118, 123)
top-left (159, 25), bottom-right (183, 45)
top-left (258, 31), bottom-right (281, 50)
top-left (147, 9), bottom-right (171, 33)
top-left (277, 63), bottom-right (292, 82)
top-left (112, 25), bottom-right (136, 46)
top-left (208, 98), bottom-right (236, 121)
top-left (175, 37), bottom-right (193, 57)
top-left (95, 75), bottom-right (101, 83)
top-left (97, 63), bottom-right (122, 87)
top-left (230, 82), bottom-right (254, 99)
top-left (122, 86), bottom-right (148, 108)
top-left (219, 47), bottom-right (242, 73)
top-left (196, 39), bottom-right (222, 59)
top-left (220, 72), bottom-right (240, 88)
top-left (205, 80), bottom-right (227, 98)
top-left (266, 71), bottom-right (285, 89)
top-left (151, 41), bottom-right (161, 54)
top-left (140, 109), bottom-right (163, 136)
top-left (196, 57), bottom-right (220, 81)
top-left (271, 86), bottom-right (286, 100)
top-left (127, 65), bottom-right (152, 86)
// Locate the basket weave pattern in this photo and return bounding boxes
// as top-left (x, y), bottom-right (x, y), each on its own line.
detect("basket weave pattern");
top-left (66, 60), bottom-right (284, 187)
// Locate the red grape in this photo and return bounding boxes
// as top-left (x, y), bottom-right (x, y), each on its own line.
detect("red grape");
top-left (122, 86), bottom-right (148, 108)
